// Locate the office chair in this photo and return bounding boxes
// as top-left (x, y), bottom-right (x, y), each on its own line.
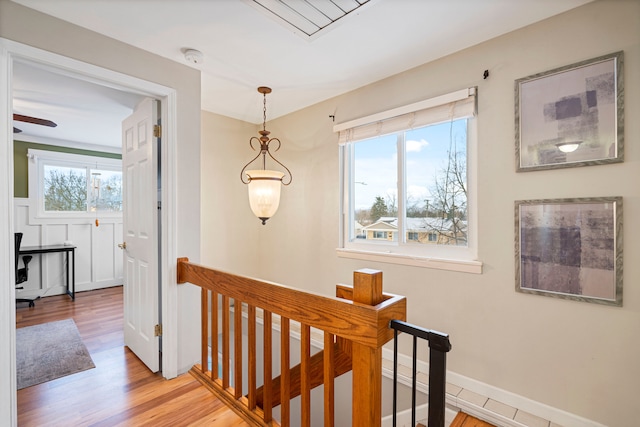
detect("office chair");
top-left (15, 232), bottom-right (37, 307)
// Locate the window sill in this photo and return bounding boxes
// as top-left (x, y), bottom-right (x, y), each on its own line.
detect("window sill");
top-left (336, 248), bottom-right (483, 274)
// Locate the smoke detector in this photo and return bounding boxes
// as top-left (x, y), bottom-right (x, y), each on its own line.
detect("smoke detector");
top-left (184, 49), bottom-right (204, 65)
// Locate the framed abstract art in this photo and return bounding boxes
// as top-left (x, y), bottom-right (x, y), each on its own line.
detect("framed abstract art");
top-left (515, 197), bottom-right (622, 306)
top-left (515, 51), bottom-right (623, 171)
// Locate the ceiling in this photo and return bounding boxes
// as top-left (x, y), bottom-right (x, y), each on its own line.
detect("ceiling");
top-left (10, 0), bottom-right (593, 149)
top-left (12, 60), bottom-right (144, 150)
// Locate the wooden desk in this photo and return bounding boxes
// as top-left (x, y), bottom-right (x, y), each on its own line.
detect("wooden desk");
top-left (19, 244), bottom-right (76, 301)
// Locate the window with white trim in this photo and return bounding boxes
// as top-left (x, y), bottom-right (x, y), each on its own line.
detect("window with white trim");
top-left (28, 149), bottom-right (122, 218)
top-left (336, 88), bottom-right (480, 271)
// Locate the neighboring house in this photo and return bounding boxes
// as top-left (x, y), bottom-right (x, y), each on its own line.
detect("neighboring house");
top-left (362, 217), bottom-right (467, 245)
top-left (363, 217), bottom-right (398, 241)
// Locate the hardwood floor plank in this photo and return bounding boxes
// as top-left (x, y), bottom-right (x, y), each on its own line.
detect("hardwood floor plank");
top-left (16, 286), bottom-right (250, 427)
top-left (449, 411), bottom-right (496, 427)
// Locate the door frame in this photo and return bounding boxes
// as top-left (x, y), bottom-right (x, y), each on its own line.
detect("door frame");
top-left (0, 38), bottom-right (180, 424)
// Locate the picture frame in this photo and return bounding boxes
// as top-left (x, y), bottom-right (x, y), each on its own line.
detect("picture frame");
top-left (515, 51), bottom-right (623, 171)
top-left (515, 197), bottom-right (622, 306)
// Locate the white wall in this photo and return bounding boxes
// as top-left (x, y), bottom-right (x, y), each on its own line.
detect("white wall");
top-left (201, 1), bottom-right (639, 425)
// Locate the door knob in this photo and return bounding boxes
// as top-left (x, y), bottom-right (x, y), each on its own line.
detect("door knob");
top-left (118, 242), bottom-right (127, 250)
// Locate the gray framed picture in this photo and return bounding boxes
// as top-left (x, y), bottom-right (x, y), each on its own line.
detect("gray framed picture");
top-left (515, 197), bottom-right (622, 306)
top-left (515, 51), bottom-right (623, 171)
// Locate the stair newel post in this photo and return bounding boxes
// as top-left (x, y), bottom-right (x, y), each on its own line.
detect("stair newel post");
top-left (351, 269), bottom-right (384, 427)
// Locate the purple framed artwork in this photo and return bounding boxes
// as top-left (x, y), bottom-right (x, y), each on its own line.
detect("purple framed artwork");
top-left (515, 197), bottom-right (622, 306)
top-left (515, 51), bottom-right (623, 171)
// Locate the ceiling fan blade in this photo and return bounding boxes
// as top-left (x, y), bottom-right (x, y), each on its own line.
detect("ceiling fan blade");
top-left (13, 114), bottom-right (57, 128)
top-left (13, 127), bottom-right (23, 133)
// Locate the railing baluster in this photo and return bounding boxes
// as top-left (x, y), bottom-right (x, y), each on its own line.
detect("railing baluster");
top-left (248, 304), bottom-right (256, 409)
top-left (301, 324), bottom-right (311, 427)
top-left (411, 335), bottom-right (417, 427)
top-left (281, 317), bottom-right (291, 427)
top-left (201, 288), bottom-right (208, 374)
top-left (222, 295), bottom-right (230, 390)
top-left (392, 328), bottom-right (398, 427)
top-left (324, 331), bottom-right (335, 427)
top-left (234, 299), bottom-right (243, 399)
top-left (211, 290), bottom-right (218, 381)
top-left (263, 310), bottom-right (273, 422)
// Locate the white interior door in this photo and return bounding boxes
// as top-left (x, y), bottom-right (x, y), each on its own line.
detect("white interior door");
top-left (122, 97), bottom-right (160, 372)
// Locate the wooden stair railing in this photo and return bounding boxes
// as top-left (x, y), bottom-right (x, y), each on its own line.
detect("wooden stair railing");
top-left (177, 259), bottom-right (406, 427)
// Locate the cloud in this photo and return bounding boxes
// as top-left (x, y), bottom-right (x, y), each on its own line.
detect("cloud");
top-left (407, 185), bottom-right (429, 200)
top-left (406, 138), bottom-right (428, 152)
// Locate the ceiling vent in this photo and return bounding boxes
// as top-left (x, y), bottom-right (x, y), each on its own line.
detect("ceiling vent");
top-left (247, 0), bottom-right (372, 39)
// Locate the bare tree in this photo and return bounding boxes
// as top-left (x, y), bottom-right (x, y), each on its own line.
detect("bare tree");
top-left (429, 126), bottom-right (467, 245)
top-left (44, 169), bottom-right (87, 211)
top-left (355, 208), bottom-right (372, 226)
top-left (93, 174), bottom-right (123, 211)
top-left (385, 193), bottom-right (398, 217)
top-left (407, 195), bottom-right (428, 218)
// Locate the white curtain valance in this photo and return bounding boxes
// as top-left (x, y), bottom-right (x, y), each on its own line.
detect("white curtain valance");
top-left (336, 87), bottom-right (476, 145)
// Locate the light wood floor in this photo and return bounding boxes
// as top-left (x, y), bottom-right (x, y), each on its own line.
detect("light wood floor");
top-left (448, 411), bottom-right (496, 427)
top-left (16, 286), bottom-right (249, 427)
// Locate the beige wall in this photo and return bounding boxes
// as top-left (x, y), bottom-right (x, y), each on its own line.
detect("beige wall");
top-left (200, 111), bottom-right (262, 277)
top-left (201, 1), bottom-right (639, 425)
top-left (0, 0), bottom-right (202, 379)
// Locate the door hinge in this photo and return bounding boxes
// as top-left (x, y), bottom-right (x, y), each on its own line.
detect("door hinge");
top-left (154, 324), bottom-right (162, 337)
top-left (153, 125), bottom-right (162, 138)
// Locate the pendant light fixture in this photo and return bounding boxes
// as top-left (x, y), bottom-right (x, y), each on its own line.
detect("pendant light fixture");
top-left (240, 86), bottom-right (292, 225)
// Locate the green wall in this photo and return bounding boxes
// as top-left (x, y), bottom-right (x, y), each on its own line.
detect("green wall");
top-left (13, 140), bottom-right (121, 198)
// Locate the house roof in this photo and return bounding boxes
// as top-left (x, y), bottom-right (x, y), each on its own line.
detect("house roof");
top-left (364, 220), bottom-right (397, 231)
top-left (363, 217), bottom-right (467, 233)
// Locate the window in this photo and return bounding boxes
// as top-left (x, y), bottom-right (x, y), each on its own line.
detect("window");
top-left (28, 149), bottom-right (122, 218)
top-left (43, 164), bottom-right (87, 212)
top-left (336, 88), bottom-right (481, 272)
top-left (89, 169), bottom-right (123, 212)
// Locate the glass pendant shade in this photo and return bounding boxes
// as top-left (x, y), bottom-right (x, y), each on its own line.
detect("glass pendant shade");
top-left (240, 87), bottom-right (292, 224)
top-left (245, 170), bottom-right (285, 224)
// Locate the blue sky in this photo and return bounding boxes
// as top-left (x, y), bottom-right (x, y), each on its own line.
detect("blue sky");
top-left (353, 119), bottom-right (467, 211)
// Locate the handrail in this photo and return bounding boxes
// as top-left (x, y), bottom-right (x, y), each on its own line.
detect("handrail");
top-left (177, 258), bottom-right (406, 427)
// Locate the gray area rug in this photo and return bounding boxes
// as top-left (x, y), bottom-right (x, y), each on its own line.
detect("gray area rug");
top-left (16, 318), bottom-right (95, 389)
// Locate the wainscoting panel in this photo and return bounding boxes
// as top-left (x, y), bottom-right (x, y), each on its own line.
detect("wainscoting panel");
top-left (70, 223), bottom-right (93, 285)
top-left (94, 223), bottom-right (115, 283)
top-left (115, 222), bottom-right (123, 280)
top-left (14, 198), bottom-right (123, 299)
